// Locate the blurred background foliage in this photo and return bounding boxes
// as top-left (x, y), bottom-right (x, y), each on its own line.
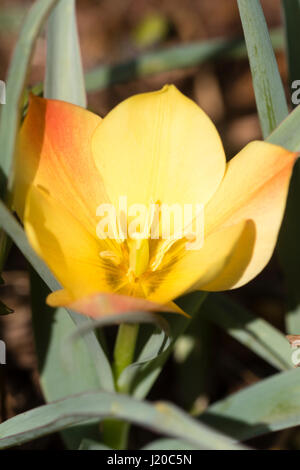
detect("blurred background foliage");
top-left (0, 0), bottom-right (299, 450)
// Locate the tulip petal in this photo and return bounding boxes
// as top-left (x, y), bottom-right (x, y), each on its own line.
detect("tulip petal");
top-left (165, 301), bottom-right (188, 316)
top-left (47, 289), bottom-right (73, 307)
top-left (14, 95), bottom-right (109, 240)
top-left (62, 292), bottom-right (182, 318)
top-left (203, 141), bottom-right (298, 290)
top-left (144, 220), bottom-right (255, 304)
top-left (91, 85), bottom-right (226, 210)
top-left (47, 288), bottom-right (188, 317)
top-left (24, 186), bottom-right (124, 301)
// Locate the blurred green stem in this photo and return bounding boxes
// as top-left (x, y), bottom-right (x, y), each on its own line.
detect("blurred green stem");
top-left (113, 323), bottom-right (139, 387)
top-left (102, 323), bottom-right (139, 449)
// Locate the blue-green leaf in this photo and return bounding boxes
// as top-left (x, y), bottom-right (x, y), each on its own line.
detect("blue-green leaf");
top-left (0, 0), bottom-right (59, 193)
top-left (201, 368), bottom-right (300, 440)
top-left (44, 0), bottom-right (86, 107)
top-left (0, 391), bottom-right (246, 450)
top-left (203, 294), bottom-right (292, 371)
top-left (238, 0), bottom-right (288, 138)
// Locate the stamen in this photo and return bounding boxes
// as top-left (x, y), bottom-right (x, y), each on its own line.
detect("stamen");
top-left (150, 237), bottom-right (179, 271)
top-left (99, 250), bottom-right (122, 265)
top-left (149, 200), bottom-right (161, 239)
top-left (127, 268), bottom-right (137, 284)
top-left (128, 238), bottom-right (149, 278)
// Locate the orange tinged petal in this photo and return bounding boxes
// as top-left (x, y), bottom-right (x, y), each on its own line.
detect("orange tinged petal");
top-left (47, 289), bottom-right (73, 307)
top-left (203, 141), bottom-right (298, 290)
top-left (14, 95), bottom-right (109, 239)
top-left (24, 186), bottom-right (123, 301)
top-left (61, 292), bottom-right (182, 318)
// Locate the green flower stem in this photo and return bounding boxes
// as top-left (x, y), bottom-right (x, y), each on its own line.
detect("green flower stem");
top-left (102, 323), bottom-right (139, 449)
top-left (113, 323), bottom-right (140, 387)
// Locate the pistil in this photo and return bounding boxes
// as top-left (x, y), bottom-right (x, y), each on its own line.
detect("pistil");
top-left (128, 238), bottom-right (150, 278)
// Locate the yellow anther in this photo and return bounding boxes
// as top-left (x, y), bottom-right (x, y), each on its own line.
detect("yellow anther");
top-left (99, 250), bottom-right (122, 265)
top-left (150, 237), bottom-right (180, 271)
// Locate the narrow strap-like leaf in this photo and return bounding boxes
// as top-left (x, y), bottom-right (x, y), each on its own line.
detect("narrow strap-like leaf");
top-left (44, 0), bottom-right (86, 107)
top-left (238, 0), bottom-right (288, 138)
top-left (0, 0), bottom-right (59, 194)
top-left (0, 391), bottom-right (247, 450)
top-left (201, 368), bottom-right (300, 441)
top-left (203, 294), bottom-right (292, 371)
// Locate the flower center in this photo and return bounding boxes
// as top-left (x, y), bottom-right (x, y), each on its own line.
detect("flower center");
top-left (98, 200), bottom-right (197, 288)
top-left (99, 236), bottom-right (181, 286)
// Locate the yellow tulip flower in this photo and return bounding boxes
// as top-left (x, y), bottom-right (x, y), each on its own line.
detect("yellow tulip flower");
top-left (13, 85), bottom-right (297, 317)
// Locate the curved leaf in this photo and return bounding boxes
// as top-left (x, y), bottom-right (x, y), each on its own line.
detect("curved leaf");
top-left (237, 0), bottom-right (288, 138)
top-left (0, 391), bottom-right (246, 450)
top-left (201, 368), bottom-right (300, 441)
top-left (44, 0), bottom-right (86, 107)
top-left (203, 294), bottom-right (292, 371)
top-left (0, 0), bottom-right (59, 192)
